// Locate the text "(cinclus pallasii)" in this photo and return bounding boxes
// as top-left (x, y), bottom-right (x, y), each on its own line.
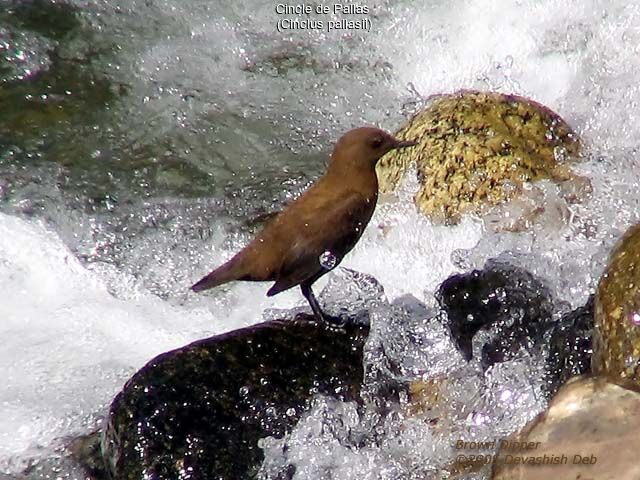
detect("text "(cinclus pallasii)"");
top-left (191, 127), bottom-right (418, 324)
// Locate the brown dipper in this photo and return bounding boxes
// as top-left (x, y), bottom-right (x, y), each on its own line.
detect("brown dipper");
top-left (192, 127), bottom-right (417, 324)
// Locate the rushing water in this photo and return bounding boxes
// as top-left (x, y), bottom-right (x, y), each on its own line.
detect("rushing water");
top-left (2, 0), bottom-right (640, 478)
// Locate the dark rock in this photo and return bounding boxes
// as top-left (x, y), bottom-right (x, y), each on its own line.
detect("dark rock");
top-left (100, 317), bottom-right (368, 480)
top-left (436, 260), bottom-right (554, 368)
top-left (544, 296), bottom-right (593, 397)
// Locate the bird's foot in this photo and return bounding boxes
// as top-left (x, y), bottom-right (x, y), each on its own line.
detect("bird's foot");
top-left (319, 313), bottom-right (347, 328)
top-left (292, 311), bottom-right (347, 329)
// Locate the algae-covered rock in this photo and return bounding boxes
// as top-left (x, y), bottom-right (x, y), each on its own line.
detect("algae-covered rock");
top-left (593, 224), bottom-right (640, 382)
top-left (377, 90), bottom-right (586, 225)
top-left (101, 318), bottom-right (368, 480)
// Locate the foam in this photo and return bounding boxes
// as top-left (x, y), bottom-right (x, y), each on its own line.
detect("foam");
top-left (0, 214), bottom-right (226, 467)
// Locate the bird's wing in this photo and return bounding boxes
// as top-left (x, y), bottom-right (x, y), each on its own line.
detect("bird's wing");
top-left (266, 190), bottom-right (375, 296)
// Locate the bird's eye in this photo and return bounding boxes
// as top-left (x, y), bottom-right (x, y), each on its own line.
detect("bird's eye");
top-left (370, 136), bottom-right (384, 149)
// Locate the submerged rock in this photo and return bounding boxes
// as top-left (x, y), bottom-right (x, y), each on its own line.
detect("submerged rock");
top-left (593, 224), bottom-right (640, 382)
top-left (100, 318), bottom-right (368, 480)
top-left (436, 260), bottom-right (554, 367)
top-left (0, 1), bottom-right (117, 145)
top-left (377, 90), bottom-right (588, 228)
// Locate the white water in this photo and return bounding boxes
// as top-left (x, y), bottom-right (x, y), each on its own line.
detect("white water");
top-left (3, 0), bottom-right (640, 478)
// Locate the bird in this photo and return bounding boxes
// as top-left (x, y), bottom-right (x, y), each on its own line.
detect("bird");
top-left (191, 126), bottom-right (417, 324)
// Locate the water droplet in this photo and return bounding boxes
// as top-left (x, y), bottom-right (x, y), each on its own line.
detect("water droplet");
top-left (553, 145), bottom-right (568, 162)
top-left (629, 312), bottom-right (640, 326)
top-left (319, 250), bottom-right (337, 269)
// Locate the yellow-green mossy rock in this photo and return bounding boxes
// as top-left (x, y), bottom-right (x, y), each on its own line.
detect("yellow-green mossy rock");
top-left (377, 90), bottom-right (585, 225)
top-left (593, 224), bottom-right (640, 382)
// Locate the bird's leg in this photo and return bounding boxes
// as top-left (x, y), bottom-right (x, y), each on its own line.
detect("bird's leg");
top-left (300, 282), bottom-right (344, 326)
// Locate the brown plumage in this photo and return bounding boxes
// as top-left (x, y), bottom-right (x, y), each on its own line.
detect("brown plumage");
top-left (192, 127), bottom-right (417, 324)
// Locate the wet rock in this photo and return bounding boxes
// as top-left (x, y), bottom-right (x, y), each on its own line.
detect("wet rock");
top-left (593, 224), bottom-right (640, 383)
top-left (491, 376), bottom-right (640, 480)
top-left (544, 296), bottom-right (593, 397)
top-left (377, 90), bottom-right (588, 227)
top-left (436, 260), bottom-right (554, 367)
top-left (100, 318), bottom-right (368, 480)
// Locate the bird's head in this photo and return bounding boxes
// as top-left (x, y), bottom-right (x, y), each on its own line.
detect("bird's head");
top-left (329, 126), bottom-right (418, 172)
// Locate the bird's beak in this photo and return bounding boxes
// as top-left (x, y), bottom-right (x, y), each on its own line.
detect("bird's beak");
top-left (391, 138), bottom-right (419, 150)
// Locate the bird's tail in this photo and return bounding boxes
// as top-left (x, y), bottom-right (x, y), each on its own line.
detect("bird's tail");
top-left (191, 260), bottom-right (240, 292)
